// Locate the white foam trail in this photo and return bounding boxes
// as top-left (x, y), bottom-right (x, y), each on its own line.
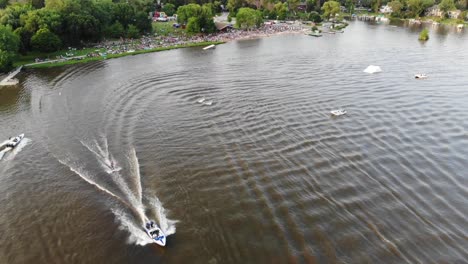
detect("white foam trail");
top-left (147, 196), bottom-right (178, 236)
top-left (129, 148), bottom-right (143, 204)
top-left (0, 148), bottom-right (10, 160)
top-left (56, 157), bottom-right (131, 208)
top-left (112, 208), bottom-right (154, 246)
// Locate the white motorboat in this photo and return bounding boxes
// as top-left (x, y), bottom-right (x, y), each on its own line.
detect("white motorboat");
top-left (4, 134), bottom-right (24, 148)
top-left (414, 74), bottom-right (428, 79)
top-left (330, 109), bottom-right (347, 116)
top-left (197, 98), bottom-right (206, 103)
top-left (363, 65), bottom-right (382, 74)
top-left (144, 220), bottom-right (166, 246)
top-left (202, 100), bottom-right (213, 106)
top-left (203, 44), bottom-right (216, 50)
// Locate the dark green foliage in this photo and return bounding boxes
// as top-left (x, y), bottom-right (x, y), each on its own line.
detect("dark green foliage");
top-left (106, 21), bottom-right (125, 38)
top-left (162, 3), bottom-right (176, 16)
top-left (177, 3), bottom-right (216, 33)
top-left (236, 7), bottom-right (263, 29)
top-left (309, 11), bottom-right (322, 22)
top-left (186, 17), bottom-right (200, 33)
top-left (30, 27), bottom-right (62, 52)
top-left (126, 24), bottom-right (140, 38)
top-left (0, 0), bottom-right (9, 9)
top-left (0, 25), bottom-right (19, 71)
top-left (418, 28), bottom-right (429, 40)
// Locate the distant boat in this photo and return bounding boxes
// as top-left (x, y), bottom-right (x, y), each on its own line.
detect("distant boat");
top-left (363, 65), bottom-right (382, 74)
top-left (197, 98), bottom-right (205, 103)
top-left (415, 74), bottom-right (428, 79)
top-left (202, 100), bottom-right (213, 106)
top-left (203, 44), bottom-right (216, 50)
top-left (330, 109), bottom-right (347, 116)
top-left (308, 31), bottom-right (322, 37)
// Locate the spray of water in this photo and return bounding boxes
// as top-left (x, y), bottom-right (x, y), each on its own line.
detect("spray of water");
top-left (62, 139), bottom-right (177, 244)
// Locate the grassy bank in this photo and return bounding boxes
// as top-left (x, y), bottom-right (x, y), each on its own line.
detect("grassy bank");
top-left (21, 41), bottom-right (224, 69)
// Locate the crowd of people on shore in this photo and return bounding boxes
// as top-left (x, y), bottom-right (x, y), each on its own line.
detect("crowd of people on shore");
top-left (93, 23), bottom-right (308, 56)
top-left (31, 23), bottom-right (308, 65)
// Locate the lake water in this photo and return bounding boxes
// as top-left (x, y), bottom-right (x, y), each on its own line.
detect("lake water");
top-left (0, 21), bottom-right (467, 263)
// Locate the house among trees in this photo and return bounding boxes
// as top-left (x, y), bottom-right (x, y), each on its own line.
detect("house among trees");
top-left (215, 22), bottom-right (233, 32)
top-left (379, 5), bottom-right (393, 14)
top-left (426, 5), bottom-right (461, 18)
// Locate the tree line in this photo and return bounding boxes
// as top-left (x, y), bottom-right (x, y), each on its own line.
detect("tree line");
top-left (0, 0), bottom-right (154, 71)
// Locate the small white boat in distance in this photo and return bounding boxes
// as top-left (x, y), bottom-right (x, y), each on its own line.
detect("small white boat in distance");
top-left (363, 65), bottom-right (382, 74)
top-left (330, 109), bottom-right (347, 116)
top-left (197, 98), bottom-right (205, 103)
top-left (202, 100), bottom-right (213, 106)
top-left (203, 44), bottom-right (216, 50)
top-left (144, 220), bottom-right (166, 246)
top-left (415, 74), bottom-right (428, 79)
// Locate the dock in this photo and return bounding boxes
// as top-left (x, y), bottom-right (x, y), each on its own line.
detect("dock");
top-left (203, 44), bottom-right (216, 50)
top-left (0, 66), bottom-right (22, 86)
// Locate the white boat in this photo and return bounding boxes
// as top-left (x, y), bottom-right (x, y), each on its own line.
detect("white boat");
top-left (144, 220), bottom-right (166, 246)
top-left (330, 109), bottom-right (347, 116)
top-left (202, 100), bottom-right (213, 106)
top-left (203, 44), bottom-right (216, 50)
top-left (4, 134), bottom-right (24, 148)
top-left (197, 98), bottom-right (205, 103)
top-left (363, 65), bottom-right (382, 74)
top-left (414, 74), bottom-right (427, 79)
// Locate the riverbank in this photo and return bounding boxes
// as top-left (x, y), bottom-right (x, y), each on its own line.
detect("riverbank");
top-left (22, 41), bottom-right (223, 69)
top-left (356, 12), bottom-right (467, 26)
top-left (17, 23), bottom-right (307, 69)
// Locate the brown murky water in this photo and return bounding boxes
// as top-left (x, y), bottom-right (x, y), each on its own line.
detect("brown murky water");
top-left (0, 22), bottom-right (467, 263)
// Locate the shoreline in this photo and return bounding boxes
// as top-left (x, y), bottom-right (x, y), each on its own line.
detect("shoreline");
top-left (21, 25), bottom-right (308, 69)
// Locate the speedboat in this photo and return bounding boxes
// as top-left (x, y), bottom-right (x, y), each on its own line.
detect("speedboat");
top-left (197, 98), bottom-right (205, 103)
top-left (330, 109), bottom-right (347, 116)
top-left (144, 220), bottom-right (166, 246)
top-left (202, 100), bottom-right (213, 106)
top-left (4, 134), bottom-right (24, 148)
top-left (414, 74), bottom-right (427, 79)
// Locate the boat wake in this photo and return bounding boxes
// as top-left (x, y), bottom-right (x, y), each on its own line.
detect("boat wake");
top-left (57, 140), bottom-right (176, 246)
top-left (80, 138), bottom-right (122, 174)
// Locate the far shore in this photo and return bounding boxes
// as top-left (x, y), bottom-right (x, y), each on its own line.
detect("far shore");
top-left (19, 23), bottom-right (308, 69)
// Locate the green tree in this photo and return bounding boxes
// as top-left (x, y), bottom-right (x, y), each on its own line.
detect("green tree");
top-left (309, 11), bottom-right (322, 22)
top-left (105, 21), bottom-right (125, 38)
top-left (306, 0), bottom-right (316, 12)
top-left (162, 3), bottom-right (176, 16)
top-left (177, 3), bottom-right (215, 33)
top-left (0, 3), bottom-right (33, 29)
top-left (0, 25), bottom-right (19, 72)
top-left (321, 0), bottom-right (340, 20)
top-left (126, 24), bottom-right (140, 38)
top-left (186, 17), bottom-right (200, 33)
top-left (407, 0), bottom-right (434, 17)
top-left (287, 0), bottom-right (301, 15)
top-left (273, 2), bottom-right (287, 20)
top-left (388, 0), bottom-right (403, 16)
top-left (0, 0), bottom-right (9, 9)
top-left (439, 0), bottom-right (456, 16)
top-left (236, 7), bottom-right (262, 29)
top-left (177, 4), bottom-right (202, 24)
top-left (30, 0), bottom-right (45, 9)
top-left (113, 3), bottom-right (135, 29)
top-left (30, 27), bottom-right (62, 52)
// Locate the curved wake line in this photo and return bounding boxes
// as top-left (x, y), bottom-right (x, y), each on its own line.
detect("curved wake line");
top-left (129, 148), bottom-right (143, 204)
